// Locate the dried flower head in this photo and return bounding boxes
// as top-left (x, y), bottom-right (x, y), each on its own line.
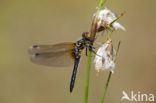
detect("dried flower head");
top-left (96, 8), bottom-right (126, 31)
top-left (94, 39), bottom-right (116, 73)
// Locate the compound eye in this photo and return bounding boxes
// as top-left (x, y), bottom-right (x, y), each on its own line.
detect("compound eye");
top-left (85, 32), bottom-right (90, 39)
top-left (82, 32), bottom-right (90, 40)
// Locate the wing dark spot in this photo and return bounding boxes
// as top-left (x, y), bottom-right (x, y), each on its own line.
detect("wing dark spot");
top-left (32, 45), bottom-right (38, 48)
top-left (34, 53), bottom-right (40, 56)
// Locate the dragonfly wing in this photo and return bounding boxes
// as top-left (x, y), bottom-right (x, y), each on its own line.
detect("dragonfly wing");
top-left (28, 42), bottom-right (75, 66)
top-left (28, 43), bottom-right (75, 54)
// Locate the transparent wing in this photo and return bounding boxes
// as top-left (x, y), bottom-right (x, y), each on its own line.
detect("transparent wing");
top-left (28, 42), bottom-right (75, 66)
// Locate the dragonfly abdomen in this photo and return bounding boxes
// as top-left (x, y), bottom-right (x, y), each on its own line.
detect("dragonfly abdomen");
top-left (70, 58), bottom-right (80, 92)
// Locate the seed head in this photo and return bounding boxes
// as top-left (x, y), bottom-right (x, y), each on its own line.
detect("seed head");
top-left (94, 39), bottom-right (116, 73)
top-left (96, 8), bottom-right (126, 31)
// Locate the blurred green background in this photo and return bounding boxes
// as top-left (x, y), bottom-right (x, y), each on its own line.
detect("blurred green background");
top-left (0, 0), bottom-right (156, 103)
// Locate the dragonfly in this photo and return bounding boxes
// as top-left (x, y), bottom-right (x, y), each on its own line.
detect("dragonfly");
top-left (28, 32), bottom-right (92, 92)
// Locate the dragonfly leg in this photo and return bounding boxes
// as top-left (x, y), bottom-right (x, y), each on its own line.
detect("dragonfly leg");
top-left (85, 48), bottom-right (88, 56)
top-left (85, 46), bottom-right (96, 57)
top-left (86, 45), bottom-right (101, 57)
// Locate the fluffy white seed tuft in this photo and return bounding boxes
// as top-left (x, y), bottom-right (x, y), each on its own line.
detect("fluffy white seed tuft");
top-left (94, 39), bottom-right (116, 73)
top-left (96, 8), bottom-right (126, 31)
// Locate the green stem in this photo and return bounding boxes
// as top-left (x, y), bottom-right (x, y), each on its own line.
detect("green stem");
top-left (84, 51), bottom-right (92, 103)
top-left (100, 41), bottom-right (121, 103)
top-left (97, 0), bottom-right (107, 11)
top-left (84, 0), bottom-right (107, 103)
top-left (101, 71), bottom-right (112, 103)
top-left (100, 11), bottom-right (124, 103)
top-left (110, 12), bottom-right (125, 26)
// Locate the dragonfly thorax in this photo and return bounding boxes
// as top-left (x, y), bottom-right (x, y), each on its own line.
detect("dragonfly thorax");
top-left (75, 40), bottom-right (85, 51)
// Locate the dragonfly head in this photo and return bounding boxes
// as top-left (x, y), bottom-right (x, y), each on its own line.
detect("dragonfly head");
top-left (82, 32), bottom-right (90, 41)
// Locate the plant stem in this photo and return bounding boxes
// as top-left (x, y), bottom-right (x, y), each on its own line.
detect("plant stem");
top-left (100, 12), bottom-right (124, 103)
top-left (110, 12), bottom-right (126, 26)
top-left (84, 51), bottom-right (92, 103)
top-left (97, 0), bottom-right (107, 11)
top-left (84, 0), bottom-right (107, 103)
top-left (100, 41), bottom-right (121, 103)
top-left (101, 71), bottom-right (112, 103)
